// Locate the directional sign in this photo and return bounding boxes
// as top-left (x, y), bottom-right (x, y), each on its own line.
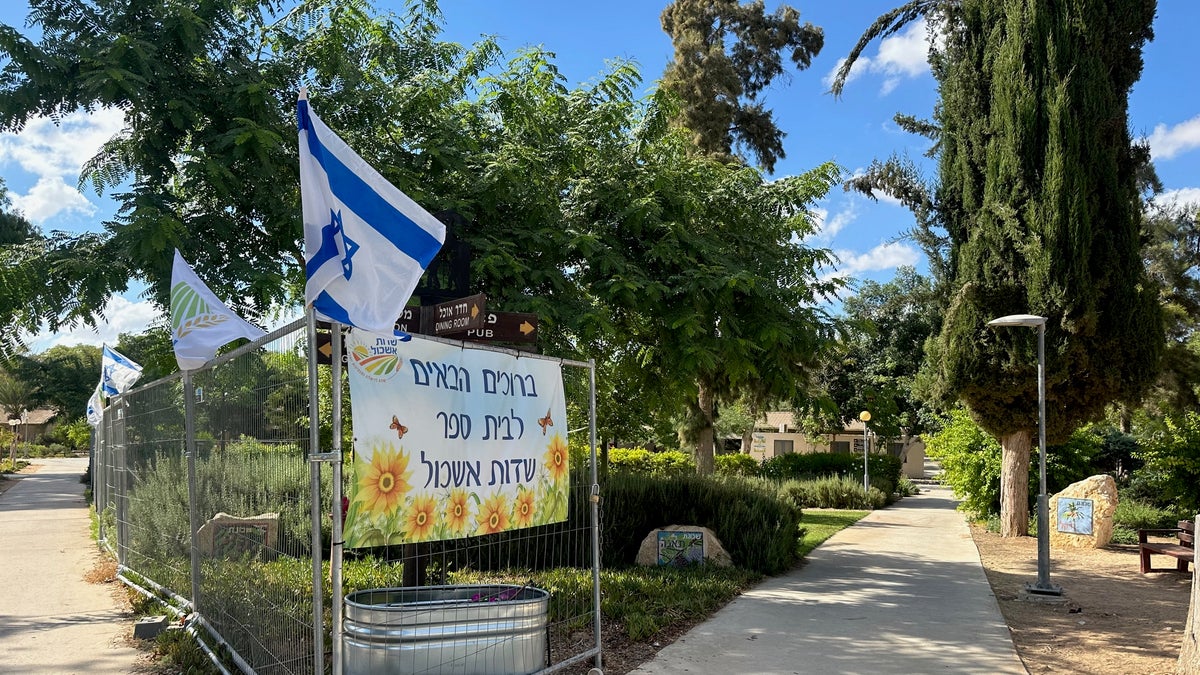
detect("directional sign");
top-left (458, 311), bottom-right (538, 344)
top-left (314, 330), bottom-right (344, 365)
top-left (431, 293), bottom-right (486, 336)
top-left (394, 305), bottom-right (426, 335)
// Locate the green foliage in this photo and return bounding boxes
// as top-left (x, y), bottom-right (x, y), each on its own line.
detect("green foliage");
top-left (924, 409), bottom-right (1003, 520)
top-left (759, 451), bottom-right (902, 497)
top-left (600, 472), bottom-right (803, 575)
top-left (660, 0), bottom-right (824, 172)
top-left (714, 453), bottom-right (760, 477)
top-left (54, 416), bottom-right (93, 451)
top-left (1134, 411), bottom-right (1200, 513)
top-left (6, 344), bottom-right (99, 416)
top-left (813, 267), bottom-right (943, 437)
top-left (778, 477), bottom-right (887, 511)
top-left (928, 409), bottom-right (1108, 520)
top-left (608, 447), bottom-right (695, 477)
top-left (896, 477), bottom-right (921, 497)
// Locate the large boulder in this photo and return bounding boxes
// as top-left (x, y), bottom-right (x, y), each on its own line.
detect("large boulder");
top-left (635, 525), bottom-right (732, 568)
top-left (1048, 475), bottom-right (1117, 549)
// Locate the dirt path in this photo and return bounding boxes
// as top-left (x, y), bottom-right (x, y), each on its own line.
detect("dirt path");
top-left (971, 525), bottom-right (1191, 674)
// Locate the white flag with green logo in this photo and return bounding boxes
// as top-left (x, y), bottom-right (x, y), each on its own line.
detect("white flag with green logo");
top-left (171, 250), bottom-right (267, 371)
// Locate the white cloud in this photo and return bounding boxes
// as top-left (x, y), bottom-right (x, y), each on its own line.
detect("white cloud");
top-left (823, 19), bottom-right (933, 96)
top-left (0, 107), bottom-right (125, 224)
top-left (27, 295), bottom-right (162, 352)
top-left (10, 175), bottom-right (97, 224)
top-left (834, 242), bottom-right (921, 277)
top-left (1148, 115), bottom-right (1200, 161)
top-left (1150, 187), bottom-right (1200, 210)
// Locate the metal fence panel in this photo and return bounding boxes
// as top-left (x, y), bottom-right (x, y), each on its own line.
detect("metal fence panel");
top-left (96, 320), bottom-right (601, 675)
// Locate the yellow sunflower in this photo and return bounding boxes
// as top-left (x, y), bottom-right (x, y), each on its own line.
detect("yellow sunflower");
top-left (476, 492), bottom-right (511, 535)
top-left (512, 487), bottom-right (536, 528)
top-left (543, 433), bottom-right (569, 482)
top-left (404, 493), bottom-right (438, 541)
top-left (353, 445), bottom-right (413, 519)
top-left (444, 488), bottom-right (472, 535)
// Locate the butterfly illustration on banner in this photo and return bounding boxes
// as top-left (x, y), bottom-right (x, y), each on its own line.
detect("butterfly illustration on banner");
top-left (389, 415), bottom-right (408, 439)
top-left (537, 410), bottom-right (553, 435)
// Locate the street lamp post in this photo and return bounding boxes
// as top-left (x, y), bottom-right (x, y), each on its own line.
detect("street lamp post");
top-left (7, 418), bottom-right (17, 466)
top-left (987, 314), bottom-right (1062, 597)
top-left (859, 410), bottom-right (871, 493)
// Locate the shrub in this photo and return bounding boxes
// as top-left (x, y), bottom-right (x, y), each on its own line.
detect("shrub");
top-left (715, 453), bottom-right (760, 477)
top-left (778, 476), bottom-right (887, 510)
top-left (1134, 411), bottom-right (1200, 513)
top-left (607, 447), bottom-right (695, 477)
top-left (760, 452), bottom-right (901, 497)
top-left (599, 472), bottom-right (802, 575)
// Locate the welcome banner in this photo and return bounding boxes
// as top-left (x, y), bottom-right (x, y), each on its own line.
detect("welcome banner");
top-left (343, 331), bottom-right (569, 548)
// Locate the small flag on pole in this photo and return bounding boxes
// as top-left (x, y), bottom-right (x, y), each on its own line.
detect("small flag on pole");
top-left (171, 250), bottom-right (268, 371)
top-left (298, 92), bottom-right (445, 335)
top-left (86, 384), bottom-right (103, 427)
top-left (100, 345), bottom-right (143, 398)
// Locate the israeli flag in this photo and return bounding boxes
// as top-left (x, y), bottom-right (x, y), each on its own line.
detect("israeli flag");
top-left (100, 345), bottom-right (143, 398)
top-left (86, 384), bottom-right (103, 428)
top-left (298, 94), bottom-right (445, 335)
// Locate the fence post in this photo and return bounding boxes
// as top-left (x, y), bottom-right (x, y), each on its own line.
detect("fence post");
top-left (306, 309), bottom-right (326, 674)
top-left (331, 323), bottom-right (345, 675)
top-left (588, 359), bottom-right (603, 671)
top-left (183, 370), bottom-right (202, 613)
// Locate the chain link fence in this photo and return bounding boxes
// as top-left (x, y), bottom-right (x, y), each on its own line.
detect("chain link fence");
top-left (93, 320), bottom-right (601, 674)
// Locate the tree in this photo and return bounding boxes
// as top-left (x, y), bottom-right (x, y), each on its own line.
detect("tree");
top-left (0, 369), bottom-right (34, 464)
top-left (570, 114), bottom-right (843, 473)
top-left (660, 0), bottom-right (824, 172)
top-left (815, 267), bottom-right (942, 440)
top-left (836, 0), bottom-right (1162, 537)
top-left (6, 344), bottom-right (99, 419)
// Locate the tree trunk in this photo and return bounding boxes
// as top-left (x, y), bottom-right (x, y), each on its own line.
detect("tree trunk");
top-left (999, 429), bottom-right (1032, 537)
top-left (1179, 516), bottom-right (1200, 672)
top-left (695, 381), bottom-right (715, 475)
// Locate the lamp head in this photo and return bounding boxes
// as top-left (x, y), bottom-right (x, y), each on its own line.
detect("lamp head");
top-left (859, 410), bottom-right (871, 422)
top-left (987, 314), bottom-right (1046, 328)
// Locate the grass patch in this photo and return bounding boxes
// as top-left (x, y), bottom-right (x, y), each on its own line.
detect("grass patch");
top-left (796, 510), bottom-right (868, 559)
top-left (1, 458), bottom-right (29, 474)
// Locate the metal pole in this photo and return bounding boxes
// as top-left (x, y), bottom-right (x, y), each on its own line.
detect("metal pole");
top-left (588, 360), bottom-right (603, 672)
top-left (863, 424), bottom-right (870, 493)
top-left (183, 370), bottom-right (202, 614)
top-left (331, 323), bottom-right (344, 675)
top-left (1032, 322), bottom-right (1058, 594)
top-left (306, 309), bottom-right (325, 674)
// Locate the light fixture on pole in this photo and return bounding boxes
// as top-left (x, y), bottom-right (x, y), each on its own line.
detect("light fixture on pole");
top-left (987, 313), bottom-right (1062, 597)
top-left (858, 410), bottom-right (871, 493)
top-left (7, 418), bottom-right (17, 466)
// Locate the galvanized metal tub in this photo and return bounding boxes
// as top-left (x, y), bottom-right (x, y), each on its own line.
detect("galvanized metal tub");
top-left (342, 584), bottom-right (549, 675)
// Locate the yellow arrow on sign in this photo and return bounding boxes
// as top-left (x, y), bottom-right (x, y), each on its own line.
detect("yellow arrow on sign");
top-left (519, 321), bottom-right (535, 335)
top-left (471, 303), bottom-right (480, 318)
top-left (319, 342), bottom-right (333, 358)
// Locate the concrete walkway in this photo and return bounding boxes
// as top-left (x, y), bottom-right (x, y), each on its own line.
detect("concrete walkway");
top-left (630, 484), bottom-right (1026, 675)
top-left (0, 457), bottom-right (143, 674)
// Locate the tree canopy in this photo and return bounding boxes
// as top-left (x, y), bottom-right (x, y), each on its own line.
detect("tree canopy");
top-left (660, 0), bottom-right (823, 172)
top-left (838, 0), bottom-right (1163, 535)
top-left (0, 0), bottom-right (844, 460)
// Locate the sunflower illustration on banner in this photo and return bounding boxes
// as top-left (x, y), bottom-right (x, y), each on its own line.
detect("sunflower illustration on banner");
top-left (343, 331), bottom-right (569, 548)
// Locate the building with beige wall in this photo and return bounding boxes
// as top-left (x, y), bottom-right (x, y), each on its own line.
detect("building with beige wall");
top-left (744, 412), bottom-right (926, 479)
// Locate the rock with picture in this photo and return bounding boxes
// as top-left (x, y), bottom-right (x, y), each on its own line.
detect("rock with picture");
top-left (1048, 475), bottom-right (1117, 549)
top-left (635, 525), bottom-right (732, 567)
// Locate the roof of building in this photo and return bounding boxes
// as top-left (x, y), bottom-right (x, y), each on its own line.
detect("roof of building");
top-left (1, 408), bottom-right (58, 425)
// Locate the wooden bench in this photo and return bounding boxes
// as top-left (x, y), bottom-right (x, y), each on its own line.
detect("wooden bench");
top-left (1138, 519), bottom-right (1195, 573)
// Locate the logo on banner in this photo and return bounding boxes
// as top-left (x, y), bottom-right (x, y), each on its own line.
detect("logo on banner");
top-left (349, 338), bottom-right (402, 382)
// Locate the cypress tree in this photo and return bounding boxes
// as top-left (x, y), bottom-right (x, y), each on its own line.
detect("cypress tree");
top-left (933, 0), bottom-right (1161, 535)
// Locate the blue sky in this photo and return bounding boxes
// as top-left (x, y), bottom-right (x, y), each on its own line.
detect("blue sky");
top-left (2, 1), bottom-right (1198, 351)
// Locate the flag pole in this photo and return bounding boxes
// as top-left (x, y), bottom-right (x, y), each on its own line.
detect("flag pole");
top-left (330, 322), bottom-right (345, 675)
top-left (305, 306), bottom-right (325, 674)
top-left (183, 370), bottom-right (202, 615)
